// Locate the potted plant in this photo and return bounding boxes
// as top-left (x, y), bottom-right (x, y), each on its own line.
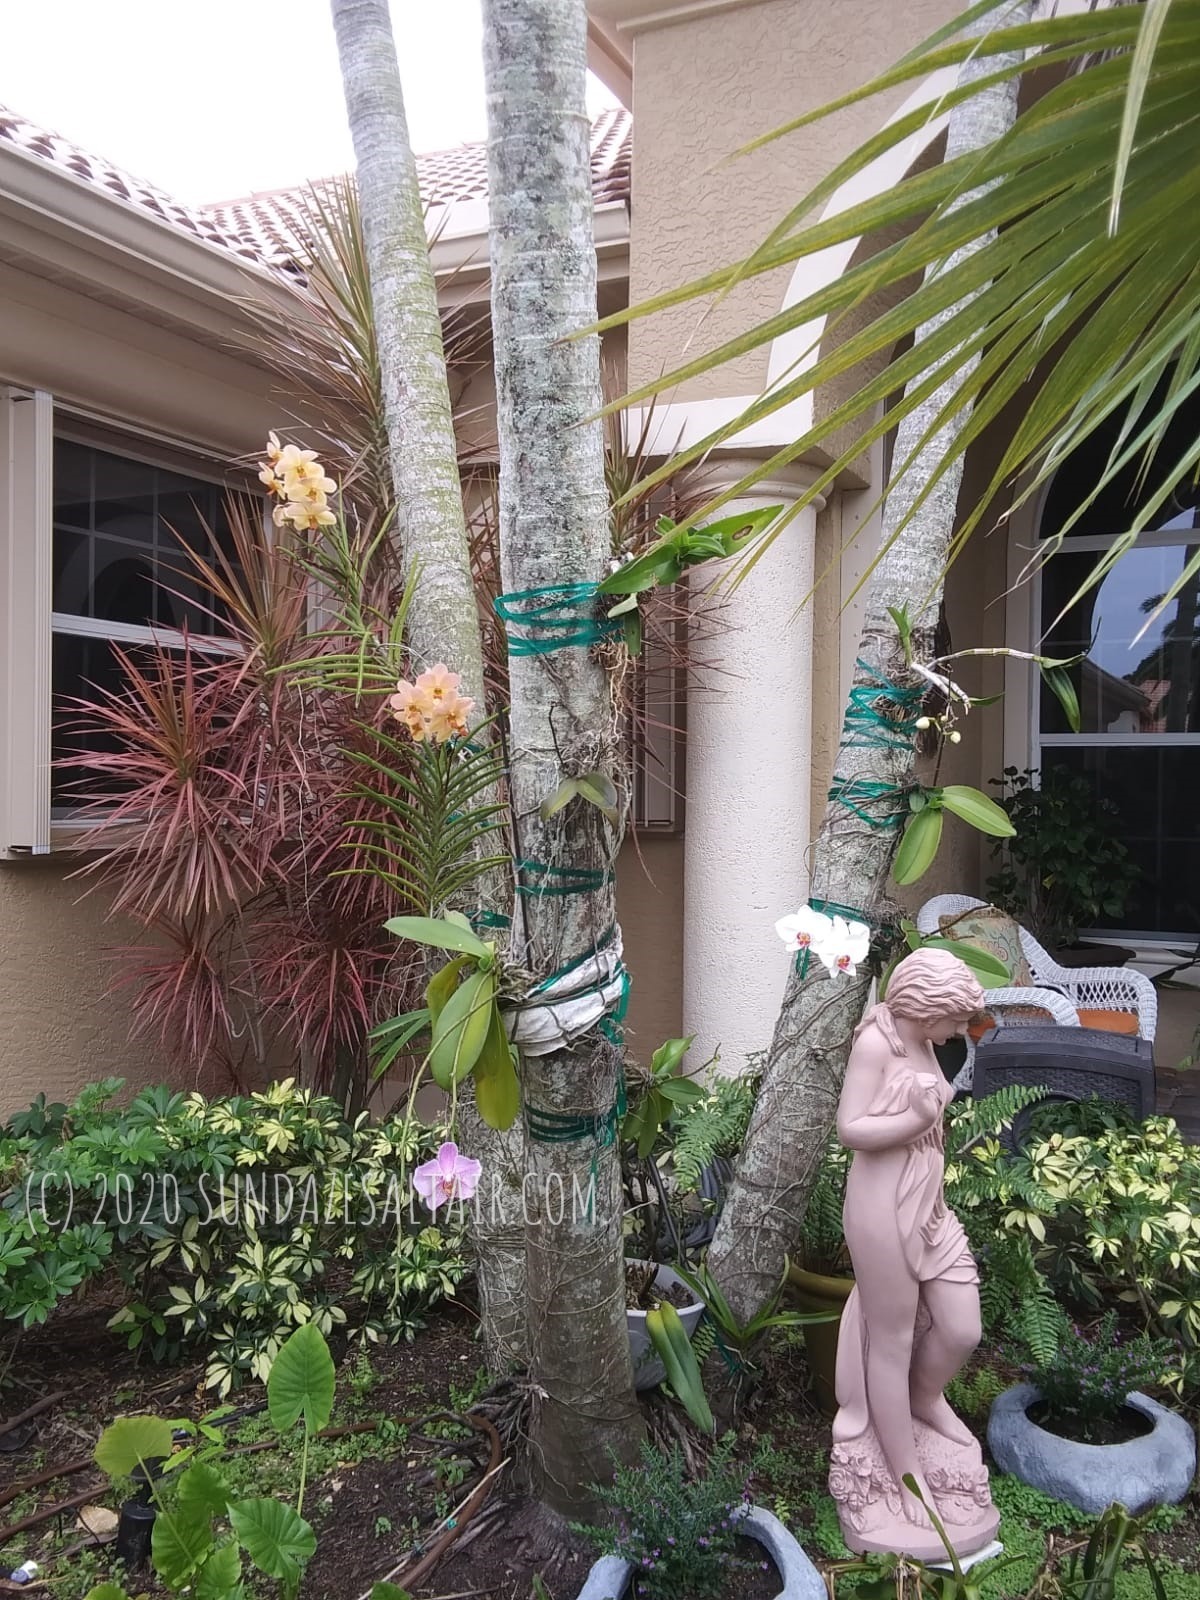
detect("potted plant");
top-left (574, 1439), bottom-right (825, 1600)
top-left (988, 1312), bottom-right (1196, 1515)
top-left (985, 766), bottom-right (1141, 964)
top-left (786, 1139), bottom-right (853, 1416)
top-left (625, 1257), bottom-right (707, 1391)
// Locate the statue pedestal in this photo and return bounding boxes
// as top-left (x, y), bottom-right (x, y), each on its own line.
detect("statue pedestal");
top-left (830, 1420), bottom-right (1000, 1562)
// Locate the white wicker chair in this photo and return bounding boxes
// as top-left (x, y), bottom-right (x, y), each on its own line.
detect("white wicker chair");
top-left (916, 894), bottom-right (1158, 1093)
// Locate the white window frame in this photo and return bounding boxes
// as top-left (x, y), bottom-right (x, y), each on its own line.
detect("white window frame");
top-left (1004, 495), bottom-right (1200, 945)
top-left (1, 388), bottom-right (241, 856)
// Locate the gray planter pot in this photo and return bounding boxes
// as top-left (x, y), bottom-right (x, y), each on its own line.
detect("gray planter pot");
top-left (988, 1383), bottom-right (1197, 1515)
top-left (576, 1505), bottom-right (825, 1600)
top-left (626, 1260), bottom-right (705, 1392)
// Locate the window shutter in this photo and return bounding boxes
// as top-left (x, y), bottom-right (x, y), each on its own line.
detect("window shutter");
top-left (1, 387), bottom-right (53, 855)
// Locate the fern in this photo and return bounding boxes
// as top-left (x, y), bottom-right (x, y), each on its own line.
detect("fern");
top-left (945, 1084), bottom-right (1044, 1158)
top-left (671, 1074), bottom-right (758, 1195)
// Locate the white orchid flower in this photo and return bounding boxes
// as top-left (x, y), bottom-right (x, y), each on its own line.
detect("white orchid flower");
top-left (775, 905), bottom-right (835, 956)
top-left (818, 915), bottom-right (872, 979)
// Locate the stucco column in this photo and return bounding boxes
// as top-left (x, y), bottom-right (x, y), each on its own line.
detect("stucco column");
top-left (683, 464), bottom-right (823, 1074)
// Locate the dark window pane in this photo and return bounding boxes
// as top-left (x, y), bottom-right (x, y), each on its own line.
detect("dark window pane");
top-left (51, 634), bottom-right (129, 808)
top-left (52, 527), bottom-right (91, 616)
top-left (90, 539), bottom-right (157, 626)
top-left (52, 440), bottom-right (92, 528)
top-left (1040, 544), bottom-right (1200, 733)
top-left (1042, 748), bottom-right (1200, 940)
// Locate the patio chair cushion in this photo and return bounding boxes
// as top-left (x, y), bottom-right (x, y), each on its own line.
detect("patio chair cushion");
top-left (966, 1004), bottom-right (1140, 1042)
top-left (938, 905), bottom-right (1034, 987)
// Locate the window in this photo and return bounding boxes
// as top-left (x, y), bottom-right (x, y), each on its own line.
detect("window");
top-left (50, 439), bottom-right (236, 813)
top-left (1034, 396), bottom-right (1200, 941)
top-left (1, 387), bottom-right (239, 853)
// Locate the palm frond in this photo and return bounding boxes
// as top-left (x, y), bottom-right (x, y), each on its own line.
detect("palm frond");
top-left (595, 0), bottom-right (1200, 608)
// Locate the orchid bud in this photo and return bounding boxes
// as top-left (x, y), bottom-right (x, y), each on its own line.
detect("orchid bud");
top-left (915, 716), bottom-right (932, 730)
top-left (949, 730), bottom-right (962, 744)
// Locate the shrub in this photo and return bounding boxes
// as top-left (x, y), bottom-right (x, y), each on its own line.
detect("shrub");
top-left (947, 1105), bottom-right (1200, 1393)
top-left (1, 1078), bottom-right (467, 1392)
top-left (1024, 1312), bottom-right (1175, 1436)
top-left (576, 1438), bottom-right (759, 1600)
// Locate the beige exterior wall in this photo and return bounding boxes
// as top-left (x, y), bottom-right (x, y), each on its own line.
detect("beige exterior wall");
top-left (622, 0), bottom-right (958, 396)
top-left (0, 247), bottom-right (282, 1117)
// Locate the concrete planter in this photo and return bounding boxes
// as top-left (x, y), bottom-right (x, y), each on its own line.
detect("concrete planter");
top-left (988, 1383), bottom-right (1197, 1515)
top-left (575, 1505), bottom-right (826, 1600)
top-left (626, 1260), bottom-right (704, 1392)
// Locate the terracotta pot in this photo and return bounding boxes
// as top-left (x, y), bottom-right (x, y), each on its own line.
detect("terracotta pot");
top-left (786, 1263), bottom-right (853, 1416)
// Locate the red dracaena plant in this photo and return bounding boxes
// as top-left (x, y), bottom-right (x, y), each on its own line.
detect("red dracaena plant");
top-left (62, 489), bottom-right (426, 1107)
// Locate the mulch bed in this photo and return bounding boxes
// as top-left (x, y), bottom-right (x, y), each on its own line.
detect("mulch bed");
top-left (1, 1291), bottom-right (1198, 1599)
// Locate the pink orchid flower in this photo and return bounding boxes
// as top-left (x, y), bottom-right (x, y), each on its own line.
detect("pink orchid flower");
top-left (412, 1141), bottom-right (482, 1214)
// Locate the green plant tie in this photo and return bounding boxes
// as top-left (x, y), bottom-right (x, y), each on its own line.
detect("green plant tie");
top-left (599, 966), bottom-right (632, 1044)
top-left (794, 896), bottom-right (874, 977)
top-left (493, 583), bottom-right (621, 658)
top-left (704, 1313), bottom-right (747, 1377)
top-left (840, 659), bottom-right (924, 751)
top-left (515, 860), bottom-right (614, 898)
top-left (525, 1070), bottom-right (627, 1148)
top-left (827, 774), bottom-right (906, 829)
top-left (469, 909), bottom-right (512, 933)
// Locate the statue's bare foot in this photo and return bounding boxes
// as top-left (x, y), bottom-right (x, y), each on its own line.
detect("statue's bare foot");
top-left (911, 1391), bottom-right (976, 1446)
top-left (900, 1478), bottom-right (937, 1530)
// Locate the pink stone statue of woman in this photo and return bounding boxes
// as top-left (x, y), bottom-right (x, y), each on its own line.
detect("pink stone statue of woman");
top-left (828, 947), bottom-right (1000, 1561)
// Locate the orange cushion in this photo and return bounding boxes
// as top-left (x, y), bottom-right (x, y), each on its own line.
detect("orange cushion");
top-left (968, 1006), bottom-right (1138, 1042)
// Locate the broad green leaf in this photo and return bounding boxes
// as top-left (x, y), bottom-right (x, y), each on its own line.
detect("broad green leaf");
top-left (659, 1078), bottom-right (708, 1108)
top-left (152, 1503), bottom-right (215, 1587)
top-left (371, 1586), bottom-right (413, 1600)
top-left (575, 771), bottom-right (620, 823)
top-left (939, 785), bottom-right (1016, 838)
top-left (83, 1587), bottom-right (131, 1600)
top-left (918, 937), bottom-right (1010, 986)
top-left (887, 603), bottom-right (913, 663)
top-left (429, 968), bottom-right (495, 1089)
top-left (638, 1089), bottom-right (669, 1159)
top-left (540, 777), bottom-right (580, 821)
top-left (426, 957), bottom-right (470, 1030)
top-left (443, 910), bottom-right (476, 934)
top-left (268, 1323), bottom-right (336, 1434)
top-left (228, 1499), bottom-right (317, 1585)
top-left (649, 1035), bottom-right (694, 1077)
top-left (473, 1004), bottom-right (520, 1131)
top-left (177, 1462), bottom-right (232, 1519)
top-left (95, 1415), bottom-right (175, 1477)
top-left (622, 606), bottom-right (643, 657)
top-left (1041, 664), bottom-right (1081, 733)
top-left (383, 916), bottom-right (488, 957)
top-left (195, 1541), bottom-right (243, 1600)
top-left (605, 592), bottom-right (639, 616)
top-left (892, 805), bottom-right (944, 886)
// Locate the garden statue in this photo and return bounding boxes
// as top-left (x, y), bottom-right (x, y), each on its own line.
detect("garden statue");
top-left (828, 947), bottom-right (1001, 1561)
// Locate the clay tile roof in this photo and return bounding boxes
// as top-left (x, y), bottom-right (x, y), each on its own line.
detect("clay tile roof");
top-left (202, 106), bottom-right (632, 267)
top-left (0, 102), bottom-right (631, 281)
top-left (0, 104), bottom-right (299, 275)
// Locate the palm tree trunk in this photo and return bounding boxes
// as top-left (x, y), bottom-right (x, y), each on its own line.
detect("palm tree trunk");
top-left (483, 0), bottom-right (642, 1516)
top-left (707, 4), bottom-right (1032, 1323)
top-left (330, 0), bottom-right (525, 1370)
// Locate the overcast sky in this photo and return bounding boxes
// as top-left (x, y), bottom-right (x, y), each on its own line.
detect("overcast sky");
top-left (1, 0), bottom-right (619, 206)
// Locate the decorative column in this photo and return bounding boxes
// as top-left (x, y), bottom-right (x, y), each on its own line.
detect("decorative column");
top-left (682, 463), bottom-right (823, 1074)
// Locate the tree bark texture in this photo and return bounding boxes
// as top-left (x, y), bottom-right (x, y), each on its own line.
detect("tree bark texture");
top-left (330, 0), bottom-right (524, 1371)
top-left (707, 5), bottom-right (1032, 1324)
top-left (483, 0), bottom-right (642, 1515)
top-left (330, 0), bottom-right (483, 692)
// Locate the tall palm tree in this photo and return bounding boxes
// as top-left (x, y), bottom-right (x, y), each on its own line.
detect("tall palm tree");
top-left (482, 0), bottom-right (642, 1513)
top-left (329, 0), bottom-right (526, 1367)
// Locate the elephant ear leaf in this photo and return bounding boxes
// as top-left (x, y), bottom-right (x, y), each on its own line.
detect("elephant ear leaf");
top-left (268, 1324), bottom-right (336, 1434)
